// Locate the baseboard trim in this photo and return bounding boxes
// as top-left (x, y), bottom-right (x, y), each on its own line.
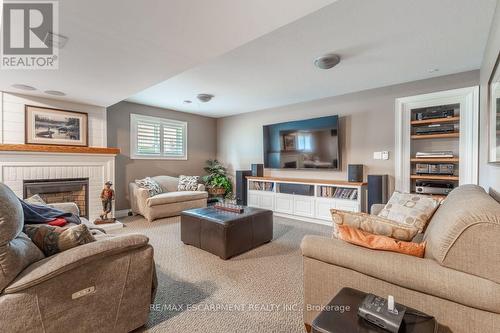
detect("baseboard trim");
top-left (273, 212), bottom-right (331, 226)
top-left (115, 209), bottom-right (131, 218)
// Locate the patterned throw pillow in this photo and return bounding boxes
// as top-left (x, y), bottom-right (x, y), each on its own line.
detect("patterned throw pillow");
top-left (331, 209), bottom-right (419, 241)
top-left (377, 192), bottom-right (441, 232)
top-left (135, 177), bottom-right (163, 197)
top-left (23, 224), bottom-right (96, 256)
top-left (177, 175), bottom-right (200, 191)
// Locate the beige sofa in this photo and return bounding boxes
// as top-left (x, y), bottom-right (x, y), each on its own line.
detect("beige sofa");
top-left (129, 175), bottom-right (208, 222)
top-left (0, 183), bottom-right (156, 333)
top-left (302, 185), bottom-right (500, 333)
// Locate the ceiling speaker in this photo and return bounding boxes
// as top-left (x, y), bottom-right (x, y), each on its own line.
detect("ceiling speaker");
top-left (197, 94), bottom-right (214, 103)
top-left (314, 54), bottom-right (341, 70)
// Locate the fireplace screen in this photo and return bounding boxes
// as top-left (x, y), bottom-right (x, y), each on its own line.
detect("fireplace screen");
top-left (23, 178), bottom-right (89, 218)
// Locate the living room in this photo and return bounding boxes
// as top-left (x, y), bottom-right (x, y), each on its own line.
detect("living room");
top-left (0, 1), bottom-right (499, 332)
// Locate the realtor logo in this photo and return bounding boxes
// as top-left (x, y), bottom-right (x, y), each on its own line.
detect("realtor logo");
top-left (1, 1), bottom-right (59, 69)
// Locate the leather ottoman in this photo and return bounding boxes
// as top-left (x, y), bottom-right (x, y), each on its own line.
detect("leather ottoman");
top-left (181, 206), bottom-right (273, 259)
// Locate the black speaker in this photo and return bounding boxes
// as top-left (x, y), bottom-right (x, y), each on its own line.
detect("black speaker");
top-left (348, 164), bottom-right (364, 182)
top-left (368, 174), bottom-right (389, 212)
top-left (235, 170), bottom-right (252, 205)
top-left (251, 164), bottom-right (264, 177)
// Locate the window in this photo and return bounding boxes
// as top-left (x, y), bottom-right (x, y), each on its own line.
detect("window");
top-left (130, 114), bottom-right (187, 159)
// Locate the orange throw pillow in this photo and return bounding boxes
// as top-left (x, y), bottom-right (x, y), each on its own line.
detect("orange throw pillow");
top-left (337, 225), bottom-right (426, 258)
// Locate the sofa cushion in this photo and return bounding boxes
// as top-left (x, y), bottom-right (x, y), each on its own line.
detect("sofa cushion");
top-left (135, 177), bottom-right (163, 196)
top-left (23, 224), bottom-right (96, 256)
top-left (177, 175), bottom-right (200, 191)
top-left (378, 192), bottom-right (441, 232)
top-left (146, 191), bottom-right (208, 207)
top-left (423, 185), bottom-right (500, 283)
top-left (0, 183), bottom-right (45, 291)
top-left (152, 176), bottom-right (179, 192)
top-left (331, 209), bottom-right (419, 241)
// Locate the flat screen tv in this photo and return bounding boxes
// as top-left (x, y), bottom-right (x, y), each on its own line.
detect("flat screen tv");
top-left (263, 115), bottom-right (340, 170)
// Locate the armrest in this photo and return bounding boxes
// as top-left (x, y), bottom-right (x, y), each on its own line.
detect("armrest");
top-left (4, 234), bottom-right (149, 294)
top-left (129, 182), bottom-right (149, 214)
top-left (48, 202), bottom-right (80, 216)
top-left (301, 235), bottom-right (500, 313)
top-left (370, 203), bottom-right (385, 215)
top-left (197, 184), bottom-right (206, 192)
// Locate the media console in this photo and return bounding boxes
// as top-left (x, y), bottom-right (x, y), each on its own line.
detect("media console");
top-left (247, 176), bottom-right (367, 225)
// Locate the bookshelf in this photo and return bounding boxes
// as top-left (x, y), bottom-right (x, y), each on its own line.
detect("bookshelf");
top-left (395, 86), bottom-right (479, 195)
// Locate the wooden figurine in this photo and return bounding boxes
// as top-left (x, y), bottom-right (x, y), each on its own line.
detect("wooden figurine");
top-left (95, 181), bottom-right (116, 224)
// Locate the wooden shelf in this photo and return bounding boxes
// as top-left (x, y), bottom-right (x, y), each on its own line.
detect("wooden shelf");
top-left (0, 144), bottom-right (120, 155)
top-left (410, 174), bottom-right (459, 181)
top-left (410, 158), bottom-right (459, 163)
top-left (411, 116), bottom-right (459, 125)
top-left (411, 132), bottom-right (459, 140)
top-left (246, 176), bottom-right (366, 186)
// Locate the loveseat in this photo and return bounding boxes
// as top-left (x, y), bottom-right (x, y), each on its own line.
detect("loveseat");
top-left (301, 185), bottom-right (500, 333)
top-left (129, 175), bottom-right (208, 222)
top-left (0, 183), bottom-right (156, 332)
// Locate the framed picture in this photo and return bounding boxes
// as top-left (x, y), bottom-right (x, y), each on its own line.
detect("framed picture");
top-left (283, 134), bottom-right (296, 151)
top-left (25, 105), bottom-right (88, 147)
top-left (489, 51), bottom-right (500, 162)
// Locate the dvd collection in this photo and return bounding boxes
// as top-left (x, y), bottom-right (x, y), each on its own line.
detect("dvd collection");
top-left (320, 186), bottom-right (358, 200)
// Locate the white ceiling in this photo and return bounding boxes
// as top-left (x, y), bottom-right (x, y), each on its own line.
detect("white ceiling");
top-left (127, 0), bottom-right (497, 117)
top-left (0, 0), bottom-right (336, 106)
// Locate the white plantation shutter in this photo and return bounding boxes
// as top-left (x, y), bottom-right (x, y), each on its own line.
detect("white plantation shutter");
top-left (131, 114), bottom-right (187, 159)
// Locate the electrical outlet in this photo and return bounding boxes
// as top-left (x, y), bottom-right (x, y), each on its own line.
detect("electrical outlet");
top-left (382, 151), bottom-right (389, 160)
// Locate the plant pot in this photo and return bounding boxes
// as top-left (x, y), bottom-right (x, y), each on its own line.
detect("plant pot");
top-left (208, 186), bottom-right (226, 196)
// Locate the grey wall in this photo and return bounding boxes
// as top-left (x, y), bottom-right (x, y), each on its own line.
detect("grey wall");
top-left (107, 101), bottom-right (217, 210)
top-left (479, 0), bottom-right (500, 193)
top-left (216, 71), bottom-right (479, 192)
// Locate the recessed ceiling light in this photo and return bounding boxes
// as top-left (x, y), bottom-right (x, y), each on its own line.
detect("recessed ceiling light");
top-left (184, 100), bottom-right (192, 104)
top-left (11, 84), bottom-right (36, 91)
top-left (197, 94), bottom-right (214, 103)
top-left (428, 68), bottom-right (439, 73)
top-left (314, 54), bottom-right (341, 69)
top-left (44, 90), bottom-right (66, 96)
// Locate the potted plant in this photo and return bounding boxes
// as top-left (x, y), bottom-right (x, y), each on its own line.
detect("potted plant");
top-left (202, 159), bottom-right (232, 198)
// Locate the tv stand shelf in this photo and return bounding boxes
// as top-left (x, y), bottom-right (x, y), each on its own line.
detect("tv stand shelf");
top-left (246, 176), bottom-right (367, 225)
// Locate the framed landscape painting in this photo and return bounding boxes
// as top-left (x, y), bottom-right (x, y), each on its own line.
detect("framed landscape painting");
top-left (25, 105), bottom-right (88, 146)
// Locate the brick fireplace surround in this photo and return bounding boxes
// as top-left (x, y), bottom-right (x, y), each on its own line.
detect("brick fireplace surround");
top-left (0, 145), bottom-right (118, 221)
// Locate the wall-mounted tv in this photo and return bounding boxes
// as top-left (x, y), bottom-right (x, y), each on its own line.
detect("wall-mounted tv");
top-left (263, 115), bottom-right (340, 170)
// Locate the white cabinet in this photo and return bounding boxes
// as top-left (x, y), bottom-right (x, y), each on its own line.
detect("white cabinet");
top-left (293, 196), bottom-right (315, 217)
top-left (315, 198), bottom-right (335, 220)
top-left (335, 200), bottom-right (358, 212)
top-left (259, 193), bottom-right (275, 210)
top-left (275, 194), bottom-right (294, 214)
top-left (248, 192), bottom-right (260, 207)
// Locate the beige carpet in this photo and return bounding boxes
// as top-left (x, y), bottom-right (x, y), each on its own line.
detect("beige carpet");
top-left (114, 214), bottom-right (330, 333)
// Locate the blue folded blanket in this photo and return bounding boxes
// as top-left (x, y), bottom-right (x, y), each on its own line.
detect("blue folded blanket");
top-left (20, 199), bottom-right (81, 225)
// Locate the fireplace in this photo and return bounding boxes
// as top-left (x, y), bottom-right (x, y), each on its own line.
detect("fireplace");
top-left (23, 178), bottom-right (89, 218)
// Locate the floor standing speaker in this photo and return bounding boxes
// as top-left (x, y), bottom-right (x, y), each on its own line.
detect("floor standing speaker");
top-left (367, 175), bottom-right (389, 212)
top-left (235, 170), bottom-right (252, 205)
top-left (251, 164), bottom-right (264, 177)
top-left (348, 164), bottom-right (364, 182)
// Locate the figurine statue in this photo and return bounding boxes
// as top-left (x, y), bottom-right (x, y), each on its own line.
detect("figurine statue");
top-left (95, 181), bottom-right (116, 224)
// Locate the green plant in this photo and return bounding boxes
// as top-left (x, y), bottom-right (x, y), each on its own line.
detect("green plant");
top-left (202, 159), bottom-right (232, 197)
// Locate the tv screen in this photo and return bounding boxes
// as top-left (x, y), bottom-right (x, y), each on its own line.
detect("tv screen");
top-left (263, 115), bottom-right (340, 170)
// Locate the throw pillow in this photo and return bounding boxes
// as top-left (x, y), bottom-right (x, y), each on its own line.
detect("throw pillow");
top-left (23, 224), bottom-right (96, 257)
top-left (135, 177), bottom-right (163, 197)
top-left (25, 194), bottom-right (47, 206)
top-left (178, 175), bottom-right (200, 191)
top-left (337, 224), bottom-right (426, 258)
top-left (377, 192), bottom-right (441, 232)
top-left (331, 209), bottom-right (419, 241)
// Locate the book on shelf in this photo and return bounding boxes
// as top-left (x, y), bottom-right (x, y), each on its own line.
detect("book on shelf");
top-left (320, 186), bottom-right (358, 200)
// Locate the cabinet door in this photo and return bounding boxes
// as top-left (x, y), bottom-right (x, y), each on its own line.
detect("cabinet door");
top-left (275, 194), bottom-right (294, 214)
top-left (293, 196), bottom-right (315, 217)
top-left (315, 198), bottom-right (334, 220)
top-left (336, 201), bottom-right (358, 212)
top-left (259, 194), bottom-right (275, 210)
top-left (248, 192), bottom-right (260, 208)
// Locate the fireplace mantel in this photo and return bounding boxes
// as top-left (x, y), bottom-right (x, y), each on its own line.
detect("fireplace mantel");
top-left (0, 144), bottom-right (120, 155)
